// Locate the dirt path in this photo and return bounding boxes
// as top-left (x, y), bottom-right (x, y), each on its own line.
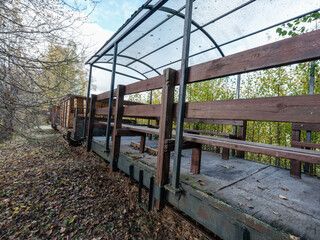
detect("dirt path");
top-left (0, 127), bottom-right (208, 239)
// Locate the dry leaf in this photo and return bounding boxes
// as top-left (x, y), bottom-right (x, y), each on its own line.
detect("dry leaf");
top-left (273, 211), bottom-right (279, 215)
top-left (279, 194), bottom-right (288, 200)
top-left (289, 234), bottom-right (300, 240)
top-left (60, 227), bottom-right (66, 233)
top-left (220, 165), bottom-right (229, 169)
top-left (197, 179), bottom-right (205, 186)
top-left (238, 202), bottom-right (244, 206)
top-left (245, 197), bottom-right (252, 201)
top-left (248, 205), bottom-right (254, 209)
top-left (281, 187), bottom-right (288, 191)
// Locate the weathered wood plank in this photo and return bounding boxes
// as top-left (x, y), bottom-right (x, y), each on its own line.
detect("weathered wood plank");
top-left (191, 144), bottom-right (202, 174)
top-left (182, 133), bottom-right (320, 164)
top-left (292, 123), bottom-right (320, 132)
top-left (124, 75), bottom-right (163, 95)
top-left (184, 95), bottom-right (320, 123)
top-left (291, 141), bottom-right (320, 149)
top-left (183, 29), bottom-right (320, 84)
top-left (156, 69), bottom-right (176, 191)
top-left (123, 104), bottom-right (161, 118)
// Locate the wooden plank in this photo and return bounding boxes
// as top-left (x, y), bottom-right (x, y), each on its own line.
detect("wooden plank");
top-left (221, 147), bottom-right (229, 160)
top-left (292, 123), bottom-right (320, 132)
top-left (139, 134), bottom-right (146, 153)
top-left (184, 95), bottom-right (320, 123)
top-left (290, 130), bottom-right (302, 178)
top-left (183, 128), bottom-right (232, 138)
top-left (183, 118), bottom-right (244, 126)
top-left (111, 85), bottom-right (125, 170)
top-left (291, 141), bottom-right (320, 149)
top-left (191, 144), bottom-right (202, 174)
top-left (121, 124), bottom-right (159, 135)
top-left (182, 133), bottom-right (320, 164)
top-left (124, 75), bottom-right (163, 95)
top-left (156, 69), bottom-right (176, 194)
top-left (123, 104), bottom-right (161, 118)
top-left (86, 94), bottom-right (97, 152)
top-left (236, 121), bottom-right (247, 158)
top-left (183, 29), bottom-right (320, 84)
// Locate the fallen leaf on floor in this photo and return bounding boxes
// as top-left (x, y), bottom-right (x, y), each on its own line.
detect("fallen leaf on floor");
top-left (289, 234), bottom-right (300, 240)
top-left (238, 202), bottom-right (244, 206)
top-left (245, 197), bottom-right (252, 201)
top-left (279, 194), bottom-right (288, 200)
top-left (197, 179), bottom-right (205, 186)
top-left (273, 211), bottom-right (279, 215)
top-left (281, 187), bottom-right (288, 191)
top-left (220, 165), bottom-right (229, 169)
top-left (129, 154), bottom-right (144, 160)
top-left (248, 205), bottom-right (254, 209)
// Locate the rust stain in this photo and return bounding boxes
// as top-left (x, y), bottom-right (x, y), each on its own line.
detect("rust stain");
top-left (197, 206), bottom-right (209, 222)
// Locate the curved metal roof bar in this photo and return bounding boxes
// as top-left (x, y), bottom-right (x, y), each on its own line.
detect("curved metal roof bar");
top-left (92, 64), bottom-right (144, 81)
top-left (125, 1), bottom-right (256, 69)
top-left (97, 54), bottom-right (162, 75)
top-left (89, 0), bottom-right (169, 65)
top-left (101, 62), bottom-right (149, 80)
top-left (104, 3), bottom-right (190, 64)
top-left (85, 1), bottom-right (152, 65)
top-left (143, 7), bottom-right (320, 75)
top-left (148, 5), bottom-right (225, 57)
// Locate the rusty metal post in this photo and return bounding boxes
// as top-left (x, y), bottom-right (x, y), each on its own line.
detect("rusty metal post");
top-left (106, 43), bottom-right (118, 152)
top-left (172, 0), bottom-right (193, 191)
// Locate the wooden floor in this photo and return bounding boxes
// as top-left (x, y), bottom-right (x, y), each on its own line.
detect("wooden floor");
top-left (93, 136), bottom-right (320, 240)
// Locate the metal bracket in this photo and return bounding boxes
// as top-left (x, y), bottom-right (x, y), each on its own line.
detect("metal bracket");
top-left (138, 170), bottom-right (154, 212)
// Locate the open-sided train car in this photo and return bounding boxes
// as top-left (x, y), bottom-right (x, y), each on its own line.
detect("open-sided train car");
top-left (52, 1), bottom-right (320, 239)
top-left (49, 94), bottom-right (110, 145)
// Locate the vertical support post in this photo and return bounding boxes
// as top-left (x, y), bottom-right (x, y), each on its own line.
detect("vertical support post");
top-left (190, 144), bottom-right (202, 174)
top-left (140, 134), bottom-right (146, 153)
top-left (304, 61), bottom-right (315, 174)
top-left (172, 0), bottom-right (193, 191)
top-left (106, 43), bottom-right (118, 152)
top-left (232, 74), bottom-right (241, 156)
top-left (86, 94), bottom-right (97, 152)
top-left (290, 130), bottom-right (301, 178)
top-left (156, 68), bottom-right (176, 209)
top-left (83, 64), bottom-right (93, 139)
top-left (111, 85), bottom-right (125, 171)
top-left (236, 121), bottom-right (247, 158)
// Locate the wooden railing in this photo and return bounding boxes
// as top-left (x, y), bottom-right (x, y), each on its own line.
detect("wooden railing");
top-left (87, 29), bottom-right (320, 208)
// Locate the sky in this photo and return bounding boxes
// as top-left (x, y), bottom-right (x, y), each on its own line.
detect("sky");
top-left (69, 0), bottom-right (147, 94)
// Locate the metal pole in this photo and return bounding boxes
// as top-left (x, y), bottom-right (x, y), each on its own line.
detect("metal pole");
top-left (83, 64), bottom-right (93, 139)
top-left (105, 43), bottom-right (118, 152)
top-left (147, 90), bottom-right (153, 127)
top-left (172, 0), bottom-right (193, 191)
top-left (304, 61), bottom-right (315, 173)
top-left (232, 74), bottom-right (241, 155)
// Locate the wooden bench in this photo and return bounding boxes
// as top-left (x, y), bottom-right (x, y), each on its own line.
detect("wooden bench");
top-left (86, 29), bottom-right (320, 209)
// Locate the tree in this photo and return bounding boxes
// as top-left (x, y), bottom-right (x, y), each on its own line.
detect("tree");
top-left (0, 0), bottom-right (96, 142)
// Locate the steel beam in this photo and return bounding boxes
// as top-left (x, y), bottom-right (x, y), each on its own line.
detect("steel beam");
top-left (92, 64), bottom-right (144, 81)
top-left (105, 43), bottom-right (118, 152)
top-left (305, 61), bottom-right (316, 173)
top-left (83, 64), bottom-right (93, 139)
top-left (172, 0), bottom-right (193, 191)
